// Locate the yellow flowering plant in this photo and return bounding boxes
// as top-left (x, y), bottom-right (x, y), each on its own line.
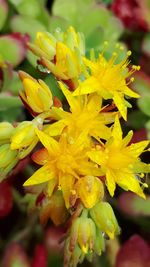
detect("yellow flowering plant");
top-left (1, 26), bottom-right (149, 267)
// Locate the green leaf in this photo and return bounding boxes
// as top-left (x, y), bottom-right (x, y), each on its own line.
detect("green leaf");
top-left (0, 35), bottom-right (26, 67)
top-left (10, 15), bottom-right (46, 39)
top-left (133, 197), bottom-right (150, 216)
top-left (44, 74), bottom-right (64, 101)
top-left (142, 33), bottom-right (150, 57)
top-left (0, 0), bottom-right (8, 30)
top-left (52, 0), bottom-right (123, 49)
top-left (9, 0), bottom-right (41, 18)
top-left (0, 95), bottom-right (22, 110)
top-left (138, 94), bottom-right (150, 117)
top-left (128, 110), bottom-right (149, 129)
top-left (132, 72), bottom-right (150, 95)
top-left (0, 107), bottom-right (24, 122)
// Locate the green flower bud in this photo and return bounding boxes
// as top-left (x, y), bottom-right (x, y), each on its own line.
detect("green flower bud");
top-left (0, 144), bottom-right (17, 168)
top-left (0, 144), bottom-right (18, 181)
top-left (64, 237), bottom-right (85, 267)
top-left (94, 227), bottom-right (105, 256)
top-left (90, 202), bottom-right (120, 239)
top-left (0, 122), bottom-right (14, 143)
top-left (70, 209), bottom-right (96, 254)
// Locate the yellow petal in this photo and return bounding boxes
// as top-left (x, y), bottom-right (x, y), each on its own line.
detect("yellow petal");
top-left (112, 115), bottom-right (122, 143)
top-left (59, 174), bottom-right (75, 209)
top-left (116, 170), bottom-right (145, 198)
top-left (106, 170), bottom-right (116, 197)
top-left (132, 161), bottom-right (150, 173)
top-left (24, 164), bottom-right (54, 186)
top-left (58, 82), bottom-right (80, 112)
top-left (113, 93), bottom-right (127, 120)
top-left (46, 178), bottom-right (57, 197)
top-left (123, 86), bottom-right (140, 98)
top-left (127, 140), bottom-right (149, 158)
top-left (87, 150), bottom-right (103, 166)
top-left (122, 130), bottom-right (133, 148)
top-left (45, 120), bottom-right (66, 136)
top-left (76, 176), bottom-right (104, 208)
top-left (35, 130), bottom-right (60, 155)
top-left (73, 77), bottom-right (100, 96)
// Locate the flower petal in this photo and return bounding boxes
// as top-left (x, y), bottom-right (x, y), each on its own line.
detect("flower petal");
top-left (127, 140), bottom-right (149, 158)
top-left (36, 130), bottom-right (60, 155)
top-left (113, 93), bottom-right (127, 120)
top-left (24, 164), bottom-right (54, 186)
top-left (76, 176), bottom-right (104, 208)
top-left (106, 169), bottom-right (116, 197)
top-left (73, 77), bottom-right (100, 96)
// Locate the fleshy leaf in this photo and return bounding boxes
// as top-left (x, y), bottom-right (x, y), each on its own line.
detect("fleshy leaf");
top-left (0, 33), bottom-right (28, 67)
top-left (0, 0), bottom-right (8, 30)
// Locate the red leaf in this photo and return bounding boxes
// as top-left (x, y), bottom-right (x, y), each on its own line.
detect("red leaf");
top-left (116, 235), bottom-right (150, 267)
top-left (32, 244), bottom-right (47, 267)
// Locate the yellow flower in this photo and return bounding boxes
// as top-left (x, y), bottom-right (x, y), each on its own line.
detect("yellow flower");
top-left (46, 82), bottom-right (116, 141)
top-left (24, 130), bottom-right (103, 209)
top-left (41, 42), bottom-right (82, 80)
top-left (88, 116), bottom-right (149, 198)
top-left (19, 71), bottom-right (53, 115)
top-left (28, 26), bottom-right (85, 61)
top-left (10, 120), bottom-right (41, 159)
top-left (73, 50), bottom-right (140, 120)
top-left (28, 27), bottom-right (85, 81)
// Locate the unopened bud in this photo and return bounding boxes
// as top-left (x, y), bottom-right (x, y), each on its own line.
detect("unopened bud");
top-left (90, 202), bottom-right (120, 239)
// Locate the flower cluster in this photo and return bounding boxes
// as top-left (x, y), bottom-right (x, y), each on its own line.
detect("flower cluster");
top-left (1, 26), bottom-right (149, 267)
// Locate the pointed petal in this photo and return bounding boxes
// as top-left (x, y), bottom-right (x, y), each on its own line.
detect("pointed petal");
top-left (32, 148), bottom-right (49, 165)
top-left (127, 140), bottom-right (149, 158)
top-left (73, 77), bottom-right (100, 96)
top-left (58, 82), bottom-right (80, 112)
top-left (116, 170), bottom-right (145, 198)
top-left (132, 161), bottom-right (150, 173)
top-left (87, 94), bottom-right (102, 113)
top-left (123, 86), bottom-right (140, 98)
top-left (24, 164), bottom-right (54, 186)
top-left (87, 150), bottom-right (103, 166)
top-left (106, 170), bottom-right (116, 197)
top-left (59, 174), bottom-right (75, 209)
top-left (113, 93), bottom-right (127, 120)
top-left (122, 130), bottom-right (133, 148)
top-left (46, 178), bottom-right (57, 197)
top-left (112, 115), bottom-right (122, 143)
top-left (52, 107), bottom-right (70, 120)
top-left (45, 120), bottom-right (66, 136)
top-left (35, 130), bottom-right (60, 155)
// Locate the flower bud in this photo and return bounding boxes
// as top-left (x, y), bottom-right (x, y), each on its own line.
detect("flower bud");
top-left (10, 121), bottom-right (40, 159)
top-left (64, 237), bottom-right (85, 267)
top-left (76, 175), bottom-right (104, 208)
top-left (70, 210), bottom-right (96, 254)
top-left (28, 27), bottom-right (84, 81)
top-left (0, 144), bottom-right (18, 181)
top-left (28, 31), bottom-right (56, 60)
top-left (0, 144), bottom-right (17, 168)
top-left (94, 227), bottom-right (105, 256)
top-left (0, 122), bottom-right (14, 143)
top-left (90, 202), bottom-right (120, 239)
top-left (19, 71), bottom-right (53, 115)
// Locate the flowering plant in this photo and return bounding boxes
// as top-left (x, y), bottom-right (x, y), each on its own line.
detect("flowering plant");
top-left (0, 26), bottom-right (149, 267)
